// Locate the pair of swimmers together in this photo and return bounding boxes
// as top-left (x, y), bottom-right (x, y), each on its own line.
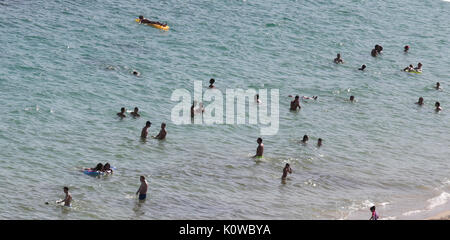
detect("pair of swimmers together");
top-left (300, 135), bottom-right (323, 147)
top-left (85, 163), bottom-right (114, 174)
top-left (137, 16), bottom-right (167, 27)
top-left (403, 62), bottom-right (423, 72)
top-left (289, 95), bottom-right (318, 110)
top-left (416, 98), bottom-right (443, 111)
top-left (117, 107), bottom-right (140, 118)
top-left (371, 45), bottom-right (383, 57)
top-left (141, 121), bottom-right (167, 140)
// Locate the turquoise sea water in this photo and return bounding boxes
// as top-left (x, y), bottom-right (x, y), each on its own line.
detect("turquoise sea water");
top-left (0, 0), bottom-right (449, 219)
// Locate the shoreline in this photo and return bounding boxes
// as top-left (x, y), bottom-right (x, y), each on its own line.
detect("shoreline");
top-left (426, 210), bottom-right (450, 220)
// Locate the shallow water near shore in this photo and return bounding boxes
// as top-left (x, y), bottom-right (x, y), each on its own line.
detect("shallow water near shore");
top-left (0, 0), bottom-right (449, 219)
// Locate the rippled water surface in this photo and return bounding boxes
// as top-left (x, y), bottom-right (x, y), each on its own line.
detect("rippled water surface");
top-left (0, 0), bottom-right (449, 219)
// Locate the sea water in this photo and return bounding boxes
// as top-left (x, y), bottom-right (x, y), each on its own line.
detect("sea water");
top-left (0, 0), bottom-right (449, 219)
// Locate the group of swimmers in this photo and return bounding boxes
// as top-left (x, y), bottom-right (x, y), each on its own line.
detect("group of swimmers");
top-left (57, 43), bottom-right (442, 218)
top-left (116, 107), bottom-right (167, 139)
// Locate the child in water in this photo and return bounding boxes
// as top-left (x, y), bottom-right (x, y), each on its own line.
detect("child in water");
top-left (369, 206), bottom-right (379, 220)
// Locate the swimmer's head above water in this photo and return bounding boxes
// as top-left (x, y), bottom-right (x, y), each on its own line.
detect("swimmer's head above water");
top-left (302, 135), bottom-right (309, 143)
top-left (417, 97), bottom-right (424, 105)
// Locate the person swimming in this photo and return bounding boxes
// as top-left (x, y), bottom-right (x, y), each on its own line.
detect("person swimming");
top-left (290, 95), bottom-right (301, 111)
top-left (404, 45), bottom-right (409, 53)
top-left (435, 82), bottom-right (441, 90)
top-left (371, 48), bottom-right (378, 57)
top-left (131, 107), bottom-right (140, 117)
top-left (85, 163), bottom-right (103, 172)
top-left (317, 138), bottom-right (322, 147)
top-left (209, 78), bottom-right (215, 88)
top-left (57, 187), bottom-right (72, 207)
top-left (102, 163), bottom-right (113, 174)
top-left (414, 62), bottom-right (423, 72)
top-left (253, 138), bottom-right (264, 158)
top-left (403, 64), bottom-right (414, 72)
top-left (132, 70), bottom-right (140, 76)
top-left (375, 45), bottom-right (383, 54)
top-left (137, 15), bottom-right (166, 26)
top-left (358, 64), bottom-right (366, 71)
top-left (350, 96), bottom-right (355, 102)
top-left (334, 53), bottom-right (344, 64)
top-left (281, 163), bottom-right (292, 181)
top-left (153, 123), bottom-right (167, 140)
top-left (117, 107), bottom-right (126, 118)
top-left (416, 97), bottom-right (424, 106)
top-left (136, 176), bottom-right (148, 201)
top-left (301, 135), bottom-right (309, 144)
top-left (369, 206), bottom-right (379, 220)
top-left (141, 121), bottom-right (151, 139)
top-left (302, 96), bottom-right (318, 101)
top-left (435, 102), bottom-right (442, 112)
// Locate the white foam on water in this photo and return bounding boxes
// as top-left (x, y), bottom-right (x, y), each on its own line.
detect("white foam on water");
top-left (402, 209), bottom-right (424, 216)
top-left (426, 192), bottom-right (450, 210)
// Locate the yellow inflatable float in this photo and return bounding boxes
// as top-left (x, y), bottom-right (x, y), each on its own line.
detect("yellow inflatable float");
top-left (135, 19), bottom-right (169, 31)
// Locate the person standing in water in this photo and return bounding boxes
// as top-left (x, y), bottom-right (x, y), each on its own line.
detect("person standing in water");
top-left (136, 176), bottom-right (148, 201)
top-left (117, 107), bottom-right (126, 118)
top-left (191, 101), bottom-right (195, 119)
top-left (153, 123), bottom-right (167, 140)
top-left (290, 96), bottom-right (301, 111)
top-left (416, 97), bottom-right (424, 106)
top-left (334, 53), bottom-right (344, 64)
top-left (255, 94), bottom-right (261, 104)
top-left (131, 107), bottom-right (140, 117)
top-left (404, 45), bottom-right (409, 53)
top-left (369, 206), bottom-right (379, 220)
top-left (141, 121), bottom-right (151, 139)
top-left (281, 163), bottom-right (292, 181)
top-left (57, 187), bottom-right (72, 207)
top-left (253, 138), bottom-right (264, 158)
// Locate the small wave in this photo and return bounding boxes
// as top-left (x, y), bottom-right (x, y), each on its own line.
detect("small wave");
top-left (426, 192), bottom-right (450, 210)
